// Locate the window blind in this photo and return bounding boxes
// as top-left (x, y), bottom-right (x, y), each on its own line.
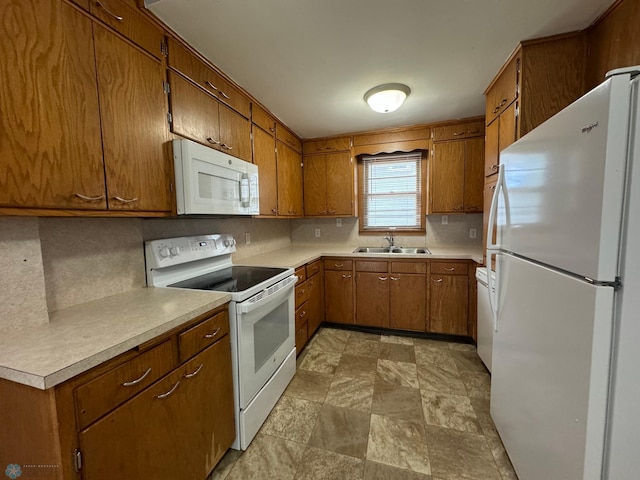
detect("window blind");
top-left (361, 152), bottom-right (423, 230)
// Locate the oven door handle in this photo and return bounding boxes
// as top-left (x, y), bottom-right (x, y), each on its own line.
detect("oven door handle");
top-left (238, 276), bottom-right (297, 314)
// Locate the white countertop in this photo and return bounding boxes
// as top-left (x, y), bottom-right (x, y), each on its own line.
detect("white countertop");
top-left (0, 288), bottom-right (230, 390)
top-left (237, 244), bottom-right (483, 269)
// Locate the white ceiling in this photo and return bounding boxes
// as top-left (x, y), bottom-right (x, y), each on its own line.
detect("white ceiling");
top-left (146, 0), bottom-right (615, 139)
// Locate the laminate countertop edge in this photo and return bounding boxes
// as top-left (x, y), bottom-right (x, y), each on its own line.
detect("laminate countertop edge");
top-left (0, 288), bottom-right (231, 390)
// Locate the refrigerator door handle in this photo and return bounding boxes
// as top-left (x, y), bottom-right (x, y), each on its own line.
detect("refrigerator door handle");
top-left (487, 167), bottom-right (504, 251)
top-left (487, 251), bottom-right (499, 331)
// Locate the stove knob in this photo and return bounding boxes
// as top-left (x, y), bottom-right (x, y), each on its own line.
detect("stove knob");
top-left (159, 247), bottom-right (170, 258)
top-left (170, 247), bottom-right (179, 256)
top-left (224, 239), bottom-right (232, 247)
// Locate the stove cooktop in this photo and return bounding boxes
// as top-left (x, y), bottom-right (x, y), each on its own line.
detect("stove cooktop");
top-left (168, 266), bottom-right (289, 293)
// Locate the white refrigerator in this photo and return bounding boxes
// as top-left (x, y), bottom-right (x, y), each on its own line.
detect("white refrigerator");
top-left (487, 66), bottom-right (640, 480)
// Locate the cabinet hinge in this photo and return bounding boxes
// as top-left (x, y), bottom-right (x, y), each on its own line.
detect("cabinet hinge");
top-left (73, 449), bottom-right (82, 472)
top-left (170, 182), bottom-right (174, 193)
top-left (163, 81), bottom-right (171, 94)
top-left (167, 112), bottom-right (173, 124)
top-left (160, 41), bottom-right (168, 57)
top-left (300, 162), bottom-right (303, 167)
top-left (350, 157), bottom-right (353, 163)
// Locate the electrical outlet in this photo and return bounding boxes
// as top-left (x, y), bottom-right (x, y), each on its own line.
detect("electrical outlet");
top-left (245, 232), bottom-right (251, 244)
top-left (441, 215), bottom-right (448, 225)
top-left (336, 218), bottom-right (342, 227)
top-left (315, 228), bottom-right (321, 238)
top-left (469, 228), bottom-right (477, 239)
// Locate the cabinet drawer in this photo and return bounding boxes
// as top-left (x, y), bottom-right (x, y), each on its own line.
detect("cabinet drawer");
top-left (295, 266), bottom-right (307, 283)
top-left (391, 262), bottom-right (427, 274)
top-left (75, 339), bottom-right (175, 429)
top-left (431, 262), bottom-right (469, 275)
top-left (178, 311), bottom-right (229, 363)
top-left (276, 123), bottom-right (302, 153)
top-left (295, 281), bottom-right (311, 308)
top-left (89, 0), bottom-right (164, 60)
top-left (355, 261), bottom-right (388, 273)
top-left (295, 303), bottom-right (309, 330)
top-left (323, 259), bottom-right (353, 271)
top-left (306, 260), bottom-right (321, 278)
top-left (252, 104), bottom-right (276, 133)
top-left (432, 121), bottom-right (485, 142)
top-left (167, 38), bottom-right (250, 117)
top-left (303, 137), bottom-right (351, 154)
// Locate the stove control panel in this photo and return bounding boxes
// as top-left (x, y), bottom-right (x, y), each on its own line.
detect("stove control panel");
top-left (145, 234), bottom-right (236, 271)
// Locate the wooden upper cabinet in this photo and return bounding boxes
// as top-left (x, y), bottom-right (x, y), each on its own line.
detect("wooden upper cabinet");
top-left (94, 23), bottom-right (171, 212)
top-left (166, 37), bottom-right (250, 118)
top-left (89, 0), bottom-right (164, 60)
top-left (252, 104), bottom-right (276, 134)
top-left (303, 136), bottom-right (351, 155)
top-left (276, 123), bottom-right (302, 153)
top-left (352, 127), bottom-right (430, 156)
top-left (218, 103), bottom-right (251, 162)
top-left (432, 121), bottom-right (484, 142)
top-left (303, 152), bottom-right (353, 216)
top-left (463, 137), bottom-right (484, 212)
top-left (277, 141), bottom-right (303, 216)
top-left (0, 0), bottom-right (106, 210)
top-left (252, 125), bottom-right (278, 215)
top-left (430, 141), bottom-right (465, 213)
top-left (485, 54), bottom-right (520, 125)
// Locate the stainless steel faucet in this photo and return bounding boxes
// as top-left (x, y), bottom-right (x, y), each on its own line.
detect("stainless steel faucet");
top-left (383, 232), bottom-right (395, 247)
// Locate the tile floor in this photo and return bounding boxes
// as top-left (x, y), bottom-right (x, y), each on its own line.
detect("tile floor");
top-left (208, 327), bottom-right (518, 480)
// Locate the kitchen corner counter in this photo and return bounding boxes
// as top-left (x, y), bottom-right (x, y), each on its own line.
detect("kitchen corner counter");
top-left (236, 244), bottom-right (484, 269)
top-left (0, 288), bottom-right (231, 390)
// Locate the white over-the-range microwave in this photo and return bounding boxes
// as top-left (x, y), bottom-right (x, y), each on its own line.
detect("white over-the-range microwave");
top-left (173, 138), bottom-right (259, 215)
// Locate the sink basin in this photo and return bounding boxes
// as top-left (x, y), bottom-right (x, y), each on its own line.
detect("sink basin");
top-left (353, 247), bottom-right (431, 255)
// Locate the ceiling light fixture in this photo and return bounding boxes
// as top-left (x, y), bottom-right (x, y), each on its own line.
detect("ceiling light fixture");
top-left (364, 83), bottom-right (411, 113)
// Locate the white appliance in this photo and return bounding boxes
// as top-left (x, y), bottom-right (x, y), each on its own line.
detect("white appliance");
top-left (145, 234), bottom-right (297, 450)
top-left (475, 266), bottom-right (494, 372)
top-left (486, 66), bottom-right (640, 480)
top-left (173, 138), bottom-right (259, 216)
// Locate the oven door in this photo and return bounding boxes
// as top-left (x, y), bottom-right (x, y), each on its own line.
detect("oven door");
top-left (235, 280), bottom-right (295, 408)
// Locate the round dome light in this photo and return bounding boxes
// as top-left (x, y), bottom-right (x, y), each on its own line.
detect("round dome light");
top-left (364, 83), bottom-right (411, 113)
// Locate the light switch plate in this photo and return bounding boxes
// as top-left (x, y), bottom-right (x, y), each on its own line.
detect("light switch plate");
top-left (315, 228), bottom-right (321, 238)
top-left (245, 232), bottom-right (251, 244)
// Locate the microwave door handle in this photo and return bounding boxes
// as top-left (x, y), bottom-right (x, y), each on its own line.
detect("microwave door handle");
top-left (239, 278), bottom-right (297, 315)
top-left (240, 173), bottom-right (250, 208)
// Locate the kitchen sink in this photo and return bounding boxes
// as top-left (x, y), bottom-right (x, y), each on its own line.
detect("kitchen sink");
top-left (353, 247), bottom-right (431, 255)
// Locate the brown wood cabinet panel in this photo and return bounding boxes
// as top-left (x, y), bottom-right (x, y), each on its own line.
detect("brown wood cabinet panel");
top-left (390, 274), bottom-right (426, 331)
top-left (353, 127), bottom-right (430, 146)
top-left (218, 103), bottom-right (252, 162)
top-left (306, 260), bottom-right (321, 278)
top-left (276, 123), bottom-right (302, 153)
top-left (306, 274), bottom-right (324, 337)
top-left (295, 266), bottom-right (307, 283)
top-left (326, 152), bottom-right (354, 215)
top-left (324, 270), bottom-right (354, 324)
top-left (485, 119), bottom-right (499, 179)
top-left (432, 121), bottom-right (484, 142)
top-left (430, 141), bottom-right (465, 213)
top-left (429, 274), bottom-right (469, 335)
top-left (94, 24), bottom-right (171, 212)
top-left (178, 311), bottom-right (229, 362)
top-left (482, 180), bottom-right (498, 265)
top-left (323, 259), bottom-right (353, 271)
top-left (276, 141), bottom-right (303, 216)
top-left (295, 318), bottom-right (308, 354)
top-left (295, 304), bottom-right (309, 330)
top-left (463, 137), bottom-right (484, 212)
top-left (431, 262), bottom-right (469, 275)
top-left (252, 125), bottom-right (278, 215)
top-left (0, 0), bottom-right (106, 210)
top-left (499, 102), bottom-right (518, 152)
top-left (303, 154), bottom-right (326, 215)
top-left (355, 261), bottom-right (388, 273)
top-left (391, 262), bottom-right (427, 274)
top-left (252, 104), bottom-right (276, 133)
top-left (295, 281), bottom-right (311, 308)
top-left (356, 273), bottom-right (389, 328)
top-left (303, 137), bottom-right (351, 154)
top-left (79, 338), bottom-right (234, 480)
top-left (485, 55), bottom-right (519, 125)
top-left (89, 0), bottom-right (164, 60)
top-left (75, 340), bottom-right (175, 430)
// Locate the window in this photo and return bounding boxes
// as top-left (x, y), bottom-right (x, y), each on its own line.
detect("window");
top-left (359, 151), bottom-right (426, 232)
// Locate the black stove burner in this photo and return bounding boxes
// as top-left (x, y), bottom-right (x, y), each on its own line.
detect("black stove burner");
top-left (168, 266), bottom-right (288, 293)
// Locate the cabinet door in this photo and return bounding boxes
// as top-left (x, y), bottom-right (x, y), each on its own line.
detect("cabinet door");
top-left (306, 275), bottom-right (324, 337)
top-left (324, 270), bottom-right (353, 324)
top-left (430, 141), bottom-right (465, 213)
top-left (499, 102), bottom-right (518, 152)
top-left (429, 274), bottom-right (469, 335)
top-left (356, 273), bottom-right (389, 328)
top-left (303, 155), bottom-right (327, 215)
top-left (463, 137), bottom-right (484, 212)
top-left (94, 24), bottom-right (171, 212)
top-left (252, 126), bottom-right (278, 215)
top-left (485, 119), bottom-right (499, 179)
top-left (79, 338), bottom-right (234, 480)
top-left (326, 152), bottom-right (353, 215)
top-left (218, 103), bottom-right (252, 162)
top-left (0, 0), bottom-right (105, 210)
top-left (390, 274), bottom-right (426, 331)
top-left (169, 71), bottom-right (221, 149)
top-left (277, 141), bottom-right (303, 216)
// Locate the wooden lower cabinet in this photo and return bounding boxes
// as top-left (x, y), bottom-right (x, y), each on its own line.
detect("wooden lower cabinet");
top-left (390, 274), bottom-right (427, 331)
top-left (324, 269), bottom-right (354, 324)
top-left (294, 261), bottom-right (324, 353)
top-left (356, 273), bottom-right (390, 328)
top-left (306, 273), bottom-right (324, 336)
top-left (429, 273), bottom-right (469, 336)
top-left (79, 337), bottom-right (234, 480)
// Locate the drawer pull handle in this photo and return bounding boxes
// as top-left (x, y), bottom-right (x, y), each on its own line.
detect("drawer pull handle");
top-left (204, 327), bottom-right (221, 339)
top-left (75, 193), bottom-right (105, 202)
top-left (220, 143), bottom-right (233, 150)
top-left (491, 164), bottom-right (499, 171)
top-left (205, 80), bottom-right (218, 91)
top-left (432, 278), bottom-right (443, 283)
top-left (378, 276), bottom-right (388, 281)
top-left (113, 196), bottom-right (139, 203)
top-left (184, 364), bottom-right (204, 379)
top-left (342, 274), bottom-right (352, 279)
top-left (96, 1), bottom-right (123, 21)
top-left (444, 267), bottom-right (455, 271)
top-left (156, 381), bottom-right (180, 399)
top-left (207, 137), bottom-right (221, 145)
top-left (300, 311), bottom-right (306, 318)
top-left (500, 98), bottom-right (507, 106)
top-left (391, 277), bottom-right (400, 281)
top-left (122, 367), bottom-right (151, 386)
top-left (269, 127), bottom-right (276, 133)
top-left (219, 90), bottom-right (230, 100)
top-left (453, 131), bottom-right (465, 136)
top-left (334, 263), bottom-right (344, 267)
